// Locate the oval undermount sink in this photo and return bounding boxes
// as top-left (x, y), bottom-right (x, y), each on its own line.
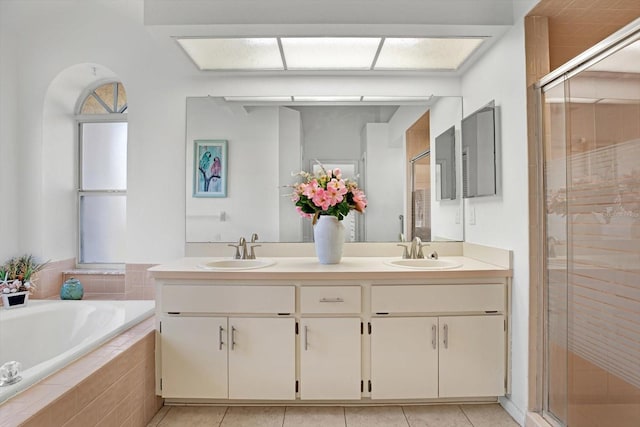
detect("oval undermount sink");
top-left (385, 258), bottom-right (462, 270)
top-left (198, 259), bottom-right (276, 270)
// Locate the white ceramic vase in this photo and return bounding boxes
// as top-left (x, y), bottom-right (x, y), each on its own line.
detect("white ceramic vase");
top-left (313, 215), bottom-right (345, 264)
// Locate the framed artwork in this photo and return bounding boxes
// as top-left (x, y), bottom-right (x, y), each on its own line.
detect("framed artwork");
top-left (193, 139), bottom-right (227, 197)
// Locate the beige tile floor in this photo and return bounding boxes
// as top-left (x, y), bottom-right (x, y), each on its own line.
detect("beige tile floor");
top-left (147, 404), bottom-right (519, 427)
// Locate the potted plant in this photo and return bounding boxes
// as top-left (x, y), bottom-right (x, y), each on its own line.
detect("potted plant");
top-left (0, 255), bottom-right (48, 309)
top-left (291, 164), bottom-right (367, 264)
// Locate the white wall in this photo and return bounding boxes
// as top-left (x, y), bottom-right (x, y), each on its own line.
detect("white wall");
top-left (429, 97), bottom-right (464, 241)
top-left (0, 2), bottom-right (19, 261)
top-left (185, 98), bottom-right (281, 243)
top-left (0, 0), bottom-right (466, 263)
top-left (364, 123), bottom-right (404, 241)
top-left (0, 0), bottom-right (535, 422)
top-left (278, 107), bottom-right (303, 242)
top-left (459, 1), bottom-right (536, 423)
top-left (298, 106), bottom-right (396, 167)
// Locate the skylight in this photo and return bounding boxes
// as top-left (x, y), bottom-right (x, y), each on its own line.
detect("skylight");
top-left (176, 37), bottom-right (485, 71)
top-left (375, 38), bottom-right (484, 70)
top-left (281, 38), bottom-right (381, 70)
top-left (176, 38), bottom-right (283, 70)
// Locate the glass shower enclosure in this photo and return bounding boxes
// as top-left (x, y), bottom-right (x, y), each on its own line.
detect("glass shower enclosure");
top-left (539, 26), bottom-right (640, 427)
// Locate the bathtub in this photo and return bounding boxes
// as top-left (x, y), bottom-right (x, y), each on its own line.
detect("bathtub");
top-left (0, 299), bottom-right (155, 403)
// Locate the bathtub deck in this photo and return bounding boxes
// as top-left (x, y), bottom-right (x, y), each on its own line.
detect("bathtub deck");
top-left (0, 316), bottom-right (161, 427)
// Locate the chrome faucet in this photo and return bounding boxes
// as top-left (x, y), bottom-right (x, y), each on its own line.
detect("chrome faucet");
top-left (410, 236), bottom-right (425, 259)
top-left (248, 233), bottom-right (261, 259)
top-left (239, 237), bottom-right (247, 259)
top-left (398, 236), bottom-right (427, 259)
top-left (228, 237), bottom-right (247, 259)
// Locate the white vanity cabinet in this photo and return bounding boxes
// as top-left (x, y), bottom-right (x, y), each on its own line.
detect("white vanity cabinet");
top-left (370, 317), bottom-right (439, 399)
top-left (299, 317), bottom-right (361, 399)
top-left (370, 283), bottom-right (506, 399)
top-left (158, 284), bottom-right (296, 400)
top-left (438, 315), bottom-right (505, 397)
top-left (298, 286), bottom-right (362, 400)
top-left (161, 316), bottom-right (228, 399)
top-left (227, 317), bottom-right (295, 400)
top-left (151, 256), bottom-right (511, 404)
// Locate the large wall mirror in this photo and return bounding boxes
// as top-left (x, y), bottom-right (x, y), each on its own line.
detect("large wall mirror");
top-left (185, 96), bottom-right (463, 243)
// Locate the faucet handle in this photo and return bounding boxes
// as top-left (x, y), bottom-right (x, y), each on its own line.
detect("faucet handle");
top-left (397, 244), bottom-right (410, 259)
top-left (416, 242), bottom-right (428, 259)
top-left (227, 244), bottom-right (241, 259)
top-left (251, 233), bottom-right (259, 243)
top-left (248, 244), bottom-right (261, 260)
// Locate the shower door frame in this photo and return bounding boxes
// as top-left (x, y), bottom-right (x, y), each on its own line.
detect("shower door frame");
top-left (531, 19), bottom-right (640, 427)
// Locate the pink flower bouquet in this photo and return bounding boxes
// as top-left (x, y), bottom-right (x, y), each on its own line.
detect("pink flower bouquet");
top-left (291, 165), bottom-right (367, 224)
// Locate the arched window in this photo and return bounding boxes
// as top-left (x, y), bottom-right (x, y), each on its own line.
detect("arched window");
top-left (77, 82), bottom-right (127, 265)
top-left (80, 82), bottom-right (127, 114)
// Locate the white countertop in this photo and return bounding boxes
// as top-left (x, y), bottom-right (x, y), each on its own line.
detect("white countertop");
top-left (148, 256), bottom-right (511, 281)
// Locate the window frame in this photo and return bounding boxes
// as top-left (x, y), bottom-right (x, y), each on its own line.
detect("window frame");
top-left (75, 82), bottom-right (128, 269)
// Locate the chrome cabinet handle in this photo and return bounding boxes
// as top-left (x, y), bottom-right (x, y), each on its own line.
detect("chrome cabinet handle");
top-left (304, 325), bottom-right (309, 350)
top-left (431, 324), bottom-right (437, 350)
top-left (443, 324), bottom-right (448, 349)
top-left (219, 326), bottom-right (224, 350)
top-left (319, 297), bottom-right (344, 303)
top-left (231, 326), bottom-right (236, 350)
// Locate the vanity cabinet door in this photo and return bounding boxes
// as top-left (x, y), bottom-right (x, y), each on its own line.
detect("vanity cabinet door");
top-left (299, 318), bottom-right (361, 400)
top-left (228, 317), bottom-right (296, 400)
top-left (160, 316), bottom-right (228, 399)
top-left (370, 317), bottom-right (439, 399)
top-left (438, 315), bottom-right (505, 397)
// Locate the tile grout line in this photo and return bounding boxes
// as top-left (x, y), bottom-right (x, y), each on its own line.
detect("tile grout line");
top-left (219, 406), bottom-right (230, 427)
top-left (153, 406), bottom-right (171, 427)
top-left (282, 406), bottom-right (288, 427)
top-left (401, 406), bottom-right (412, 427)
top-left (459, 404), bottom-right (476, 427)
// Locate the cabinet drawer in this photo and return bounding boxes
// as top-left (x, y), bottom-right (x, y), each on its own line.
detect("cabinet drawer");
top-left (300, 286), bottom-right (361, 314)
top-left (371, 284), bottom-right (504, 313)
top-left (161, 285), bottom-right (295, 313)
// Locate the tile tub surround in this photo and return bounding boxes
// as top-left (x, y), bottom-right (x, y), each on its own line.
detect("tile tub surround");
top-left (62, 270), bottom-right (125, 300)
top-left (0, 317), bottom-right (162, 427)
top-left (147, 404), bottom-right (519, 427)
top-left (125, 263), bottom-right (157, 300)
top-left (0, 258), bottom-right (76, 306)
top-left (0, 259), bottom-right (157, 304)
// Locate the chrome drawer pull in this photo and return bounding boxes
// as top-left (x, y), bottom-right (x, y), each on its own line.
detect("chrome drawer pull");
top-left (231, 326), bottom-right (236, 350)
top-left (319, 297), bottom-right (344, 303)
top-left (431, 324), bottom-right (437, 350)
top-left (443, 324), bottom-right (448, 349)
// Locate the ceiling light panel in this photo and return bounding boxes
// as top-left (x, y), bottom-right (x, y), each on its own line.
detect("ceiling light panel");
top-left (375, 38), bottom-right (484, 70)
top-left (177, 38), bottom-right (284, 70)
top-left (293, 96), bottom-right (362, 102)
top-left (361, 96), bottom-right (432, 102)
top-left (281, 37), bottom-right (381, 70)
top-left (224, 96), bottom-right (293, 102)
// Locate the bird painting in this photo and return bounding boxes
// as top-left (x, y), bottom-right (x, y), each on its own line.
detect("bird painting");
top-left (195, 142), bottom-right (226, 196)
